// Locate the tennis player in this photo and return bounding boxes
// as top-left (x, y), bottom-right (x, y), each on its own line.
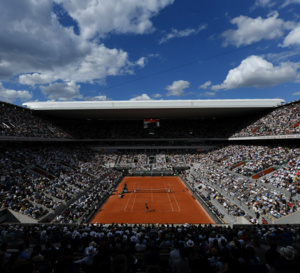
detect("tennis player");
top-left (145, 203), bottom-right (149, 213)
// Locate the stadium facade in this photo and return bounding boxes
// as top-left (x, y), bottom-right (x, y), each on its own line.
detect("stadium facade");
top-left (23, 99), bottom-right (285, 119)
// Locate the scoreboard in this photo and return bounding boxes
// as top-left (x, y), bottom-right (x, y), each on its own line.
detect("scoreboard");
top-left (143, 118), bottom-right (160, 128)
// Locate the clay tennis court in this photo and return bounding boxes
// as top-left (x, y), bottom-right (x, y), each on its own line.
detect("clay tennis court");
top-left (91, 176), bottom-right (214, 224)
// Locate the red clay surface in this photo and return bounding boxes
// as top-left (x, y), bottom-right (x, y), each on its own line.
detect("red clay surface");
top-left (91, 176), bottom-right (215, 224)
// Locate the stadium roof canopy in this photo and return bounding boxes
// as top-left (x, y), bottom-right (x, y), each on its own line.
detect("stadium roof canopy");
top-left (23, 99), bottom-right (285, 120)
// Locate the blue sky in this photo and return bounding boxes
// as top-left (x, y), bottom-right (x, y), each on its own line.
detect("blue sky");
top-left (0, 0), bottom-right (300, 106)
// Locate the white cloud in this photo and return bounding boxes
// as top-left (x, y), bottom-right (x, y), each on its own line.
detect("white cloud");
top-left (136, 57), bottom-right (147, 68)
top-left (0, 83), bottom-right (32, 103)
top-left (211, 55), bottom-right (300, 90)
top-left (85, 94), bottom-right (110, 101)
top-left (159, 24), bottom-right (207, 44)
top-left (0, 0), bottom-right (172, 101)
top-left (19, 73), bottom-right (56, 85)
top-left (93, 95), bottom-right (109, 101)
top-left (152, 93), bottom-right (162, 98)
top-left (293, 91), bottom-right (300, 95)
top-left (199, 91), bottom-right (216, 97)
top-left (165, 80), bottom-right (190, 96)
top-left (40, 81), bottom-right (82, 100)
top-left (199, 81), bottom-right (212, 89)
top-left (254, 0), bottom-right (275, 7)
top-left (264, 51), bottom-right (300, 63)
top-left (222, 12), bottom-right (289, 47)
top-left (64, 45), bottom-right (131, 82)
top-left (0, 1), bottom-right (134, 84)
top-left (130, 93), bottom-right (152, 100)
top-left (17, 42), bottom-right (132, 86)
top-left (282, 25), bottom-right (300, 47)
top-left (282, 0), bottom-right (300, 7)
top-left (57, 0), bottom-right (175, 39)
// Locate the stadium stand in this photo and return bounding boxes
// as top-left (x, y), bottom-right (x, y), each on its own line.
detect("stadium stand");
top-left (1, 99), bottom-right (298, 140)
top-left (0, 102), bottom-right (71, 138)
top-left (232, 101), bottom-right (300, 137)
top-left (1, 223), bottom-right (300, 273)
top-left (0, 99), bottom-right (300, 272)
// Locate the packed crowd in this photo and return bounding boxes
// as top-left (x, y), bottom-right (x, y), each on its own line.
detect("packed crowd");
top-left (0, 223), bottom-right (299, 273)
top-left (184, 166), bottom-right (254, 222)
top-left (260, 156), bottom-right (300, 194)
top-left (232, 101), bottom-right (300, 137)
top-left (117, 153), bottom-right (187, 171)
top-left (1, 144), bottom-right (299, 224)
top-left (214, 145), bottom-right (296, 178)
top-left (54, 170), bottom-right (122, 224)
top-left (0, 102), bottom-right (71, 138)
top-left (166, 154), bottom-right (187, 168)
top-left (0, 145), bottom-right (120, 222)
top-left (183, 144), bottom-right (300, 223)
top-left (137, 154), bottom-right (150, 171)
top-left (98, 154), bottom-right (119, 167)
top-left (153, 154), bottom-right (169, 171)
top-left (196, 191), bottom-right (226, 221)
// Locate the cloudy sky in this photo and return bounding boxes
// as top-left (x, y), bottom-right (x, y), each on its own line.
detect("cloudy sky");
top-left (1, 0), bottom-right (300, 105)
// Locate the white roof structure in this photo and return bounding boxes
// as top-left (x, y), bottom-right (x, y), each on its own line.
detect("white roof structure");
top-left (23, 99), bottom-right (285, 119)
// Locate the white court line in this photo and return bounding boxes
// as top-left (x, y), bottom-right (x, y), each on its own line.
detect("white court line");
top-left (134, 200), bottom-right (171, 203)
top-left (151, 186), bottom-right (153, 202)
top-left (124, 180), bottom-right (137, 212)
top-left (164, 180), bottom-right (174, 212)
top-left (129, 210), bottom-right (178, 213)
top-left (168, 180), bottom-right (181, 212)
